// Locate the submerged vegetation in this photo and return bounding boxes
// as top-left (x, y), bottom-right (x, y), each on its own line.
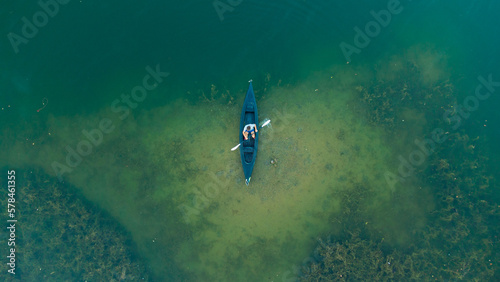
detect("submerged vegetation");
top-left (300, 53), bottom-right (500, 281)
top-left (301, 144), bottom-right (499, 280)
top-left (356, 58), bottom-right (454, 133)
top-left (0, 170), bottom-right (150, 281)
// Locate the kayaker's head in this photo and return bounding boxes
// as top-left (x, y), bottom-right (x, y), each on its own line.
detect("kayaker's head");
top-left (246, 126), bottom-right (251, 131)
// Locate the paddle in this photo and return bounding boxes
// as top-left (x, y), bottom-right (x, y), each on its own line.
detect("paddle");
top-left (231, 120), bottom-right (271, 151)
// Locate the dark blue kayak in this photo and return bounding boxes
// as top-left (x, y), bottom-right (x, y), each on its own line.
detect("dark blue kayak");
top-left (239, 80), bottom-right (258, 185)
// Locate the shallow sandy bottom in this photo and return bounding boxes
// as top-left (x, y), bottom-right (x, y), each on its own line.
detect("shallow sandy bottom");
top-left (166, 70), bottom-right (397, 281)
top-left (2, 52), bottom-right (440, 280)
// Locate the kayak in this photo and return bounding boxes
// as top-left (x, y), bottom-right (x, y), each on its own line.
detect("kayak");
top-left (239, 80), bottom-right (258, 185)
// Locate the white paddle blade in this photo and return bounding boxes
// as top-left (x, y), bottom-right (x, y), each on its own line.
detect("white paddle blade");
top-left (231, 143), bottom-right (241, 151)
top-left (261, 119), bottom-right (271, 128)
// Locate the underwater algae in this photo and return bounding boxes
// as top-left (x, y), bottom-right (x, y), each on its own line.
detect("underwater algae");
top-left (0, 169), bottom-right (150, 281)
top-left (300, 136), bottom-right (499, 281)
top-left (299, 46), bottom-right (500, 281)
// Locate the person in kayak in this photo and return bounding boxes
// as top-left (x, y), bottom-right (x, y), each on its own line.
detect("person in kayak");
top-left (243, 124), bottom-right (258, 140)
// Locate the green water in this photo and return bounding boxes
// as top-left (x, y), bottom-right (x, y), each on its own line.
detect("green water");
top-left (1, 0), bottom-right (499, 281)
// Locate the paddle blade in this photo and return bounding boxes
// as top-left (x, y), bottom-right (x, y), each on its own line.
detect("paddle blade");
top-left (231, 143), bottom-right (241, 151)
top-left (260, 119), bottom-right (271, 128)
